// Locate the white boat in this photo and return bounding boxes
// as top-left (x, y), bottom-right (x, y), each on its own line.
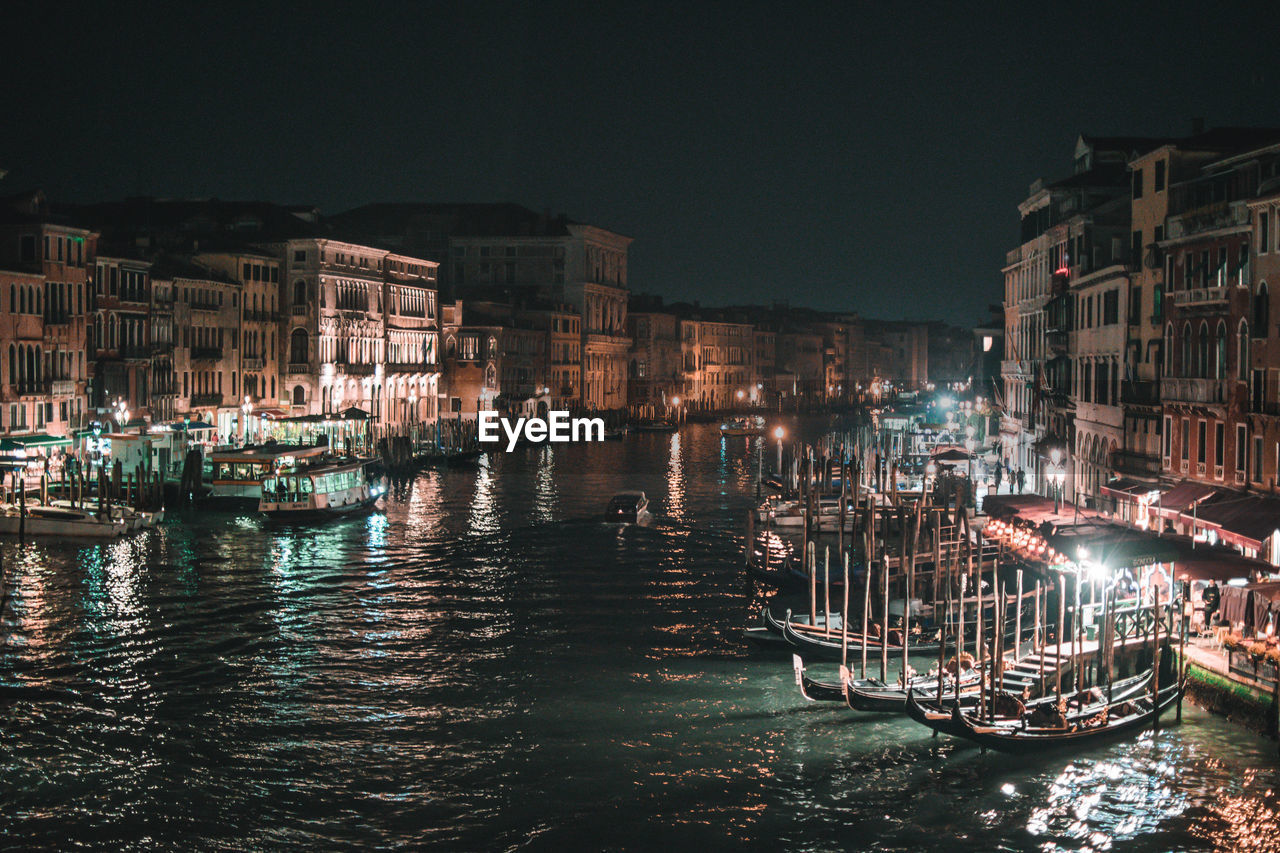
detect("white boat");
top-left (756, 496), bottom-right (855, 530)
top-left (208, 444), bottom-right (330, 502)
top-left (0, 504), bottom-right (128, 538)
top-left (259, 458), bottom-right (386, 519)
top-left (720, 418), bottom-right (764, 437)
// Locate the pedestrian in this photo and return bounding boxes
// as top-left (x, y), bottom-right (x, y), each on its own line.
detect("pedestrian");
top-left (1016, 467), bottom-right (1025, 493)
top-left (994, 464), bottom-right (1003, 491)
top-left (1202, 579), bottom-right (1220, 630)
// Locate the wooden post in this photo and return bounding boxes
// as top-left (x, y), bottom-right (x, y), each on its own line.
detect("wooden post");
top-left (841, 551), bottom-right (851, 671)
top-left (808, 542), bottom-right (817, 630)
top-left (823, 546), bottom-right (831, 636)
top-left (977, 540), bottom-right (986, 722)
top-left (1014, 568), bottom-right (1023, 662)
top-left (862, 531), bottom-right (871, 680)
top-left (1056, 573), bottom-right (1065, 705)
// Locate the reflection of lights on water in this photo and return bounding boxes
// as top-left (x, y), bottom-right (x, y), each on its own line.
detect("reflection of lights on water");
top-left (468, 455), bottom-right (498, 535)
top-left (366, 512), bottom-right (388, 553)
top-left (1025, 752), bottom-right (1192, 846)
top-left (533, 444), bottom-right (557, 524)
top-left (666, 432), bottom-right (684, 521)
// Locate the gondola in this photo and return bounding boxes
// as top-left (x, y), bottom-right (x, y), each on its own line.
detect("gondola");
top-left (777, 609), bottom-right (937, 659)
top-left (951, 681), bottom-right (1183, 753)
top-left (904, 670), bottom-right (1164, 744)
top-left (793, 653), bottom-right (981, 711)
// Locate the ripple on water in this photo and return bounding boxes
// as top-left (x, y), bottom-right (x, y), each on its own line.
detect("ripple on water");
top-left (1, 420), bottom-right (1278, 850)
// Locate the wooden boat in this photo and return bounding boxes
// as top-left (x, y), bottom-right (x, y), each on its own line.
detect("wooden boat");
top-left (904, 671), bottom-right (1162, 743)
top-left (949, 681), bottom-right (1182, 752)
top-left (208, 444), bottom-right (329, 502)
top-left (0, 504), bottom-right (129, 538)
top-left (258, 458), bottom-right (386, 519)
top-left (793, 654), bottom-right (981, 709)
top-left (775, 608), bottom-right (939, 658)
top-left (602, 426), bottom-right (628, 440)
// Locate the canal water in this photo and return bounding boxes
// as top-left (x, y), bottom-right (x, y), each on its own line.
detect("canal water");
top-left (2, 419), bottom-right (1278, 850)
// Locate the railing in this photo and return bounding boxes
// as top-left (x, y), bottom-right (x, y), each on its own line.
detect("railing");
top-left (291, 305), bottom-right (308, 316)
top-left (190, 393), bottom-right (222, 407)
top-left (1001, 359), bottom-right (1031, 376)
top-left (190, 299), bottom-right (221, 312)
top-left (1171, 286), bottom-right (1229, 308)
top-left (191, 346), bottom-right (223, 360)
top-left (1167, 200), bottom-right (1250, 239)
top-left (242, 310), bottom-right (281, 323)
top-left (49, 379), bottom-right (76, 397)
top-left (386, 362), bottom-right (435, 373)
top-left (120, 346), bottom-right (149, 360)
top-left (335, 362), bottom-right (375, 376)
top-left (1163, 377), bottom-right (1232, 404)
top-left (1111, 449), bottom-right (1161, 477)
top-left (151, 341), bottom-right (174, 354)
top-left (242, 357), bottom-right (265, 371)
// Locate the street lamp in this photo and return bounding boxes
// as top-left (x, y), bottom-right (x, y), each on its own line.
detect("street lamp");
top-left (408, 391), bottom-right (417, 424)
top-left (774, 425), bottom-right (785, 474)
top-left (1047, 447), bottom-right (1067, 513)
top-left (925, 460), bottom-right (938, 497)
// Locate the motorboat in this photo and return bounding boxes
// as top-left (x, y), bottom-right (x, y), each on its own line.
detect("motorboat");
top-left (259, 458), bottom-right (386, 519)
top-left (606, 490), bottom-right (649, 524)
top-left (719, 418), bottom-right (764, 437)
top-left (634, 420), bottom-right (677, 433)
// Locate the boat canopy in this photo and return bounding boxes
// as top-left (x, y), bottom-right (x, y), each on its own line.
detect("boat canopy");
top-left (0, 433), bottom-right (72, 450)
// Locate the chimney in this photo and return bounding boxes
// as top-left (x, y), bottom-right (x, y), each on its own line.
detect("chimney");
top-left (1191, 117), bottom-right (1205, 135)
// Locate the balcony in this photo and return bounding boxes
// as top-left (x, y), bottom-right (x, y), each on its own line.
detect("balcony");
top-left (243, 310), bottom-right (281, 323)
top-left (1166, 200), bottom-right (1250, 239)
top-left (1171, 287), bottom-right (1229, 308)
top-left (242, 357), bottom-right (265, 371)
top-left (1120, 380), bottom-right (1161, 406)
top-left (1163, 377), bottom-right (1231, 405)
top-left (291, 305), bottom-right (308, 317)
top-left (286, 362), bottom-right (310, 374)
top-left (190, 393), bottom-right (223, 407)
top-left (191, 346), bottom-right (223, 361)
top-left (190, 299), bottom-right (220, 312)
top-left (151, 341), bottom-right (174, 354)
top-left (1001, 359), bottom-right (1031, 377)
top-left (50, 379), bottom-right (76, 397)
top-left (1111, 449), bottom-right (1161, 478)
top-left (386, 362), bottom-right (436, 374)
top-left (335, 362), bottom-right (376, 376)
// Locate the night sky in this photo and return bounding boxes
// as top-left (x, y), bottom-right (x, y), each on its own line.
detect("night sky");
top-left (7, 3), bottom-right (1280, 323)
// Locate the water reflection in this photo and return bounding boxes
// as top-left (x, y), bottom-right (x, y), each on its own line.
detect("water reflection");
top-left (0, 421), bottom-right (1277, 850)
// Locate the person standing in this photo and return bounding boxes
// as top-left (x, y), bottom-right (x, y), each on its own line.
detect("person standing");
top-left (994, 464), bottom-right (1003, 492)
top-left (1015, 467), bottom-right (1025, 493)
top-left (1202, 579), bottom-right (1220, 630)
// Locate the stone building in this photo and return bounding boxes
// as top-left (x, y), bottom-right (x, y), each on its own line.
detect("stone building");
top-left (89, 254), bottom-right (152, 420)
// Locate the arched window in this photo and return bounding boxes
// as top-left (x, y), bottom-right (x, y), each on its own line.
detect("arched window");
top-left (1256, 281), bottom-right (1270, 333)
top-left (7, 344), bottom-right (14, 385)
top-left (1182, 322), bottom-right (1192, 376)
top-left (1215, 320), bottom-right (1227, 380)
top-left (488, 336), bottom-right (498, 358)
top-left (484, 363), bottom-right (497, 389)
top-left (1239, 319), bottom-right (1250, 381)
top-left (292, 280), bottom-right (307, 305)
top-left (1164, 323), bottom-right (1174, 377)
top-left (290, 328), bottom-right (309, 365)
top-left (292, 385), bottom-right (306, 406)
top-left (1197, 321), bottom-right (1209, 378)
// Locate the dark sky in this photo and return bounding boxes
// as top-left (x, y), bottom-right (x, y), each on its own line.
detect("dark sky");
top-left (6, 2), bottom-right (1280, 323)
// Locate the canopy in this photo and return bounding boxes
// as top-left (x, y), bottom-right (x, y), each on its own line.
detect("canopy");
top-left (338, 406), bottom-right (370, 421)
top-left (1186, 491), bottom-right (1280, 551)
top-left (931, 448), bottom-right (973, 462)
top-left (0, 433), bottom-right (72, 450)
top-left (1154, 480), bottom-right (1216, 517)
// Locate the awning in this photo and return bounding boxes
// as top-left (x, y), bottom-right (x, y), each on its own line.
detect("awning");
top-left (931, 448), bottom-right (973, 462)
top-left (253, 408), bottom-right (288, 419)
top-left (1154, 480), bottom-right (1217, 518)
top-left (1047, 525), bottom-right (1180, 571)
top-left (0, 433), bottom-right (72, 450)
top-left (1186, 491), bottom-right (1280, 551)
top-left (339, 406), bottom-right (370, 421)
top-left (1100, 478), bottom-right (1164, 501)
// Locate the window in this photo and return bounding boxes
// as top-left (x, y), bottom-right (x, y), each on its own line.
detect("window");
top-left (1198, 420), bottom-right (1207, 464)
top-left (1256, 282), bottom-right (1270, 332)
top-left (1155, 160), bottom-right (1166, 192)
top-left (1163, 415), bottom-right (1172, 461)
top-left (294, 249), bottom-right (307, 262)
top-left (1254, 435), bottom-right (1264, 482)
top-left (1215, 422), bottom-right (1225, 469)
top-left (1181, 419), bottom-right (1190, 462)
top-left (1262, 212), bottom-right (1272, 254)
top-left (1103, 290), bottom-right (1119, 325)
top-left (290, 329), bottom-right (309, 365)
top-left (1131, 230), bottom-right (1142, 265)
top-left (1237, 424), bottom-right (1247, 475)
top-left (1239, 320), bottom-right (1250, 381)
top-left (1132, 168), bottom-right (1144, 199)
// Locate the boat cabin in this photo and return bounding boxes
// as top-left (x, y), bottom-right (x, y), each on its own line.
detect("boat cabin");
top-left (259, 459), bottom-right (383, 518)
top-left (208, 444), bottom-right (329, 501)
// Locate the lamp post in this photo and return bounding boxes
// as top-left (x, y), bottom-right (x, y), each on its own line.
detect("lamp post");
top-left (774, 425), bottom-right (785, 475)
top-left (241, 395), bottom-right (253, 444)
top-left (1047, 447), bottom-right (1067, 514)
top-left (965, 424), bottom-right (977, 501)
